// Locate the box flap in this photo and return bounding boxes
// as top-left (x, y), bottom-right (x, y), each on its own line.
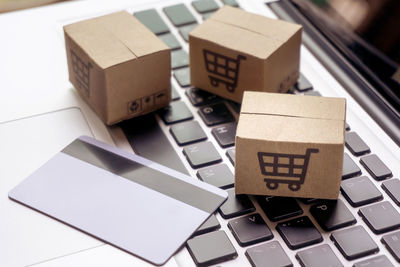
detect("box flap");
top-left (64, 11), bottom-right (168, 69)
top-left (241, 92), bottom-right (346, 121)
top-left (211, 6), bottom-right (301, 43)
top-left (190, 6), bottom-right (301, 59)
top-left (237, 113), bottom-right (345, 144)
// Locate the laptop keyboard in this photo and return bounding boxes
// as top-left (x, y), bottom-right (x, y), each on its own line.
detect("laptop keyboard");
top-left (119, 1), bottom-right (399, 266)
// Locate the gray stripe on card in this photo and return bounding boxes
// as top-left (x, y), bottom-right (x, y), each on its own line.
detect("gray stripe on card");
top-left (62, 139), bottom-right (224, 213)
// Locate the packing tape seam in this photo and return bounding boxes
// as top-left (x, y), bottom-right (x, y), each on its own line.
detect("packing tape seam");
top-left (208, 17), bottom-right (288, 43)
top-left (240, 112), bottom-right (345, 121)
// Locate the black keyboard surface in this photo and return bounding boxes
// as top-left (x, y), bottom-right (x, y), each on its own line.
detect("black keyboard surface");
top-left (121, 1), bottom-right (398, 266)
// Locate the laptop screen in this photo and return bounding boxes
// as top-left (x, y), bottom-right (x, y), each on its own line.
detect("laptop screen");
top-left (291, 0), bottom-right (400, 110)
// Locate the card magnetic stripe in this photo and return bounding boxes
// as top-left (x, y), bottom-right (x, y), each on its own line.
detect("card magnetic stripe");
top-left (62, 138), bottom-right (224, 214)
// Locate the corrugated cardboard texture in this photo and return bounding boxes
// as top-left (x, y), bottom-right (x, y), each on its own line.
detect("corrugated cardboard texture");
top-left (235, 92), bottom-right (346, 199)
top-left (64, 11), bottom-right (171, 125)
top-left (189, 6), bottom-right (302, 103)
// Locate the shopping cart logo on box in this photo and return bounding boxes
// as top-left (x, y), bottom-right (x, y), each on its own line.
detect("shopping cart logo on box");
top-left (203, 49), bottom-right (246, 93)
top-left (257, 148), bottom-right (319, 191)
top-left (70, 49), bottom-right (92, 97)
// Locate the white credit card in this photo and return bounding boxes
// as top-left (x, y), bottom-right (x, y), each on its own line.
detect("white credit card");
top-left (9, 136), bottom-right (227, 266)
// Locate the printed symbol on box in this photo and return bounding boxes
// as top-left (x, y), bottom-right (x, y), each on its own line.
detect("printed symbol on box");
top-left (257, 148), bottom-right (319, 192)
top-left (128, 99), bottom-right (142, 115)
top-left (70, 49), bottom-right (92, 97)
top-left (142, 95), bottom-right (155, 111)
top-left (203, 49), bottom-right (246, 93)
top-left (154, 90), bottom-right (168, 106)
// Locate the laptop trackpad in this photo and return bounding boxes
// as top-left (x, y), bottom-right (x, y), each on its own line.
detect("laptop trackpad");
top-left (0, 108), bottom-right (100, 267)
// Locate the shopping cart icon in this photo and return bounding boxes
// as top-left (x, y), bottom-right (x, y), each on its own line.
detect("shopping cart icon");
top-left (203, 49), bottom-right (246, 92)
top-left (257, 148), bottom-right (319, 192)
top-left (70, 49), bottom-right (92, 96)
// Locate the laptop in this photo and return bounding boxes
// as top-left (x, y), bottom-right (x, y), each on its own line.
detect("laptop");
top-left (1, 0), bottom-right (399, 266)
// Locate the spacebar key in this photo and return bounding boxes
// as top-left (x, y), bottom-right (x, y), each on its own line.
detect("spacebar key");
top-left (120, 113), bottom-right (189, 175)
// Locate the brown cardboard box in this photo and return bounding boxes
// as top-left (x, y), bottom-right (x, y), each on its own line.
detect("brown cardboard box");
top-left (189, 6), bottom-right (302, 103)
top-left (64, 11), bottom-right (171, 125)
top-left (235, 92), bottom-right (346, 199)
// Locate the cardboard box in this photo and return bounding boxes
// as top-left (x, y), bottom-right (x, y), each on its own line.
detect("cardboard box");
top-left (235, 92), bottom-right (346, 199)
top-left (189, 6), bottom-right (302, 103)
top-left (64, 11), bottom-right (171, 125)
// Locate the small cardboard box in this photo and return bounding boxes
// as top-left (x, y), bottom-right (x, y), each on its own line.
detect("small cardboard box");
top-left (64, 11), bottom-right (171, 125)
top-left (189, 6), bottom-right (302, 103)
top-left (235, 92), bottom-right (346, 199)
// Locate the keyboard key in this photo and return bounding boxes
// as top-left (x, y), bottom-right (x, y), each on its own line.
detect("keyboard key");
top-left (258, 196), bottom-right (303, 222)
top-left (192, 0), bottom-right (219, 13)
top-left (277, 216), bottom-right (322, 250)
top-left (382, 179), bottom-right (400, 206)
top-left (134, 9), bottom-right (169, 35)
top-left (170, 121), bottom-right (207, 146)
top-left (245, 241), bottom-right (292, 267)
top-left (185, 87), bottom-right (221, 106)
top-left (197, 164), bottom-right (234, 189)
top-left (222, 0), bottom-right (239, 7)
top-left (295, 74), bottom-right (313, 92)
top-left (342, 152), bottom-right (362, 179)
top-left (345, 132), bottom-right (370, 156)
top-left (304, 90), bottom-right (321, 96)
top-left (359, 201), bottom-right (400, 234)
top-left (186, 230), bottom-right (238, 266)
top-left (159, 33), bottom-right (181, 50)
top-left (227, 100), bottom-right (241, 113)
top-left (195, 214), bottom-right (220, 236)
top-left (382, 231), bottom-right (400, 263)
top-left (226, 148), bottom-right (235, 166)
top-left (183, 141), bottom-right (222, 169)
top-left (296, 244), bottom-right (342, 267)
top-left (228, 213), bottom-right (273, 247)
top-left (163, 4), bottom-right (197, 26)
top-left (298, 198), bottom-right (320, 204)
top-left (171, 83), bottom-right (180, 100)
top-left (219, 188), bottom-right (255, 219)
top-left (174, 67), bottom-right (190, 87)
top-left (198, 103), bottom-right (235, 126)
top-left (354, 255), bottom-right (394, 267)
top-left (360, 154), bottom-right (392, 181)
top-left (178, 23), bottom-right (198, 42)
top-left (202, 12), bottom-right (214, 20)
top-left (171, 50), bottom-right (189, 69)
top-left (310, 199), bottom-right (356, 231)
top-left (212, 122), bottom-right (237, 148)
top-left (158, 101), bottom-right (193, 124)
top-left (330, 225), bottom-right (379, 260)
top-left (340, 176), bottom-right (382, 207)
